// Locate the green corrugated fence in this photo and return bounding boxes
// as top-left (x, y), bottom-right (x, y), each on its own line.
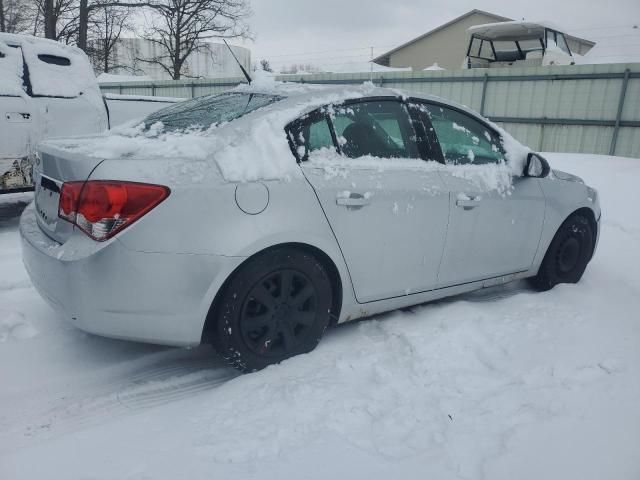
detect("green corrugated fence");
top-left (99, 63), bottom-right (640, 158)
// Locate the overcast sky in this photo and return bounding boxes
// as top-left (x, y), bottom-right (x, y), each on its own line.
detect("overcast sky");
top-left (240, 0), bottom-right (640, 68)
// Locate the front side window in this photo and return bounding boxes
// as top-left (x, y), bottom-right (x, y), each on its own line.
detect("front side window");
top-left (145, 92), bottom-right (282, 132)
top-left (331, 101), bottom-right (419, 159)
top-left (422, 104), bottom-right (505, 165)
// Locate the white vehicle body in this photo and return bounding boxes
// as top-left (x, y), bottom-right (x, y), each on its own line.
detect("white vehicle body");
top-left (464, 21), bottom-right (576, 69)
top-left (0, 33), bottom-right (180, 192)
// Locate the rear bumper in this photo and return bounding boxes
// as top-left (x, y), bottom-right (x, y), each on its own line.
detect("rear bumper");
top-left (20, 204), bottom-right (244, 347)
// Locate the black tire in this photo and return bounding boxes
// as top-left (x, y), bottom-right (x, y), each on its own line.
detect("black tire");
top-left (211, 247), bottom-right (333, 372)
top-left (529, 213), bottom-right (594, 292)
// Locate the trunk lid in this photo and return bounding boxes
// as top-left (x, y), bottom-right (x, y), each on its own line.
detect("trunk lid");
top-left (33, 143), bottom-right (104, 244)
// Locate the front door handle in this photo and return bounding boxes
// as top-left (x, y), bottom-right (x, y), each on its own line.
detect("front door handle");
top-left (456, 195), bottom-right (481, 210)
top-left (336, 192), bottom-right (370, 208)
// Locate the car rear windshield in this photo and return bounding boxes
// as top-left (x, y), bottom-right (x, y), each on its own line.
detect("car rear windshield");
top-left (144, 92), bottom-right (283, 132)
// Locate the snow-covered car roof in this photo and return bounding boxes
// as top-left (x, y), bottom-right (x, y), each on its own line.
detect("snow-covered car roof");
top-left (41, 80), bottom-right (528, 185)
top-left (468, 20), bottom-right (564, 41)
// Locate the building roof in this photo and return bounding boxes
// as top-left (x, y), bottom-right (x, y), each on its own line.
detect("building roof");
top-left (373, 9), bottom-right (595, 65)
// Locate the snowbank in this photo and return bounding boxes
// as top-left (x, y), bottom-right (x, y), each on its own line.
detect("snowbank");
top-left (1, 154), bottom-right (640, 480)
top-left (1, 153), bottom-right (640, 479)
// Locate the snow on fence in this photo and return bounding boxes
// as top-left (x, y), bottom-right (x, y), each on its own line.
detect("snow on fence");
top-left (99, 63), bottom-right (640, 158)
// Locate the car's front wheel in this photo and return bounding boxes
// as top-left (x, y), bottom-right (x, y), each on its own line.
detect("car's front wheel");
top-left (529, 213), bottom-right (594, 291)
top-left (211, 247), bottom-right (333, 372)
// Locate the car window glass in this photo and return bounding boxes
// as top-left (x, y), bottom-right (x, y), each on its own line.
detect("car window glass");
top-left (330, 101), bottom-right (419, 159)
top-left (423, 104), bottom-right (505, 165)
top-left (287, 111), bottom-right (336, 161)
top-left (145, 92), bottom-right (282, 132)
top-left (308, 118), bottom-right (333, 150)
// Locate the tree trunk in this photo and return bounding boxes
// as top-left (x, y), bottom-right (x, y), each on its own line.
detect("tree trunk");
top-left (173, 32), bottom-right (181, 80)
top-left (44, 0), bottom-right (56, 39)
top-left (0, 0), bottom-right (6, 33)
top-left (78, 0), bottom-right (89, 52)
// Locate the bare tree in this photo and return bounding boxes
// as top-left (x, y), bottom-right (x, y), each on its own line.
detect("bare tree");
top-left (1, 0), bottom-right (35, 33)
top-left (77, 0), bottom-right (151, 52)
top-left (86, 3), bottom-right (132, 72)
top-left (259, 59), bottom-right (272, 72)
top-left (33, 0), bottom-right (80, 42)
top-left (137, 0), bottom-right (251, 80)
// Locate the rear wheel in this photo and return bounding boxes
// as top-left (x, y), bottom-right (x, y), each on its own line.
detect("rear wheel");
top-left (529, 213), bottom-right (594, 292)
top-left (211, 247), bottom-right (333, 372)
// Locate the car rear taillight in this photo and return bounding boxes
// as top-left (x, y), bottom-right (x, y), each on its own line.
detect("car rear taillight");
top-left (58, 181), bottom-right (170, 241)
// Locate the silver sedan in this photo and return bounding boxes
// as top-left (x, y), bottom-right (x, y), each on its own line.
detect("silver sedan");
top-left (20, 85), bottom-right (601, 372)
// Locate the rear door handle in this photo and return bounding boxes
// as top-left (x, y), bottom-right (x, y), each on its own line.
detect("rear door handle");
top-left (336, 192), bottom-right (370, 208)
top-left (456, 196), bottom-right (481, 210)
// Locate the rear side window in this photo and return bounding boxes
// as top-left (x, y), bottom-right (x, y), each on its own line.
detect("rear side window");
top-left (331, 101), bottom-right (419, 159)
top-left (422, 104), bottom-right (505, 165)
top-left (287, 112), bottom-right (336, 161)
top-left (287, 100), bottom-right (420, 161)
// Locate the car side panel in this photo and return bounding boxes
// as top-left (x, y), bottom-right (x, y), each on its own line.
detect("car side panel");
top-left (531, 176), bottom-right (601, 273)
top-left (86, 158), bottom-right (358, 327)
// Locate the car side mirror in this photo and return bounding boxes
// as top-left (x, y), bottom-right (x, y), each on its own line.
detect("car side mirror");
top-left (525, 152), bottom-right (550, 178)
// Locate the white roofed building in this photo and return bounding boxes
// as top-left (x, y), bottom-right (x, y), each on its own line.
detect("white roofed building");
top-left (109, 38), bottom-right (251, 80)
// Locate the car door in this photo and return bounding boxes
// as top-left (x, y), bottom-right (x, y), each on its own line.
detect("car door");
top-left (417, 102), bottom-right (546, 286)
top-left (288, 99), bottom-right (450, 303)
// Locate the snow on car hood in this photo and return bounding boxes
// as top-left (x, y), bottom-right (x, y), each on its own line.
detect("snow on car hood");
top-left (42, 78), bottom-right (531, 192)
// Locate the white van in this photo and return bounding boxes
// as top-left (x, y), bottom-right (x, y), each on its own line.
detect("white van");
top-left (0, 33), bottom-right (180, 192)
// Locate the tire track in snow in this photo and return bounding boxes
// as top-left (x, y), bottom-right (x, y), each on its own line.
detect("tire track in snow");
top-left (0, 354), bottom-right (238, 449)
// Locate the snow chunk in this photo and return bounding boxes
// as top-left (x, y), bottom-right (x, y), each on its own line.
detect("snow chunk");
top-left (0, 312), bottom-right (38, 342)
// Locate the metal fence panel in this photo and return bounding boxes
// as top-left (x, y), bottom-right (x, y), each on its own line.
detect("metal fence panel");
top-left (99, 63), bottom-right (640, 158)
top-left (621, 78), bottom-right (640, 122)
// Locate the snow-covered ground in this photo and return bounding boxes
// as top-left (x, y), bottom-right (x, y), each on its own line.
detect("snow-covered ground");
top-left (0, 153), bottom-right (639, 479)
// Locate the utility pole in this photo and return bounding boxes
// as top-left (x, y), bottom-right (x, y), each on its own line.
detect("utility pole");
top-left (370, 46), bottom-right (374, 81)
